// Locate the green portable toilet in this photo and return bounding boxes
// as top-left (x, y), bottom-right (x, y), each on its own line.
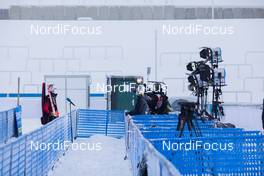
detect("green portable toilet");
top-left (106, 76), bottom-right (143, 111)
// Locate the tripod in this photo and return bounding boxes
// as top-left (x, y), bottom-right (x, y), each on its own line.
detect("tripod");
top-left (177, 101), bottom-right (201, 137)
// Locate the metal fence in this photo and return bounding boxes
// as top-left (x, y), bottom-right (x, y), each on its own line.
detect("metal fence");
top-left (125, 115), bottom-right (181, 176)
top-left (0, 110), bottom-right (76, 176)
top-left (0, 106), bottom-right (22, 144)
top-left (77, 109), bottom-right (125, 138)
top-left (129, 114), bottom-right (264, 176)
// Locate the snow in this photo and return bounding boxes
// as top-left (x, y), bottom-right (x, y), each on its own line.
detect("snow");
top-left (221, 106), bottom-right (263, 131)
top-left (22, 118), bottom-right (42, 134)
top-left (48, 135), bottom-right (132, 176)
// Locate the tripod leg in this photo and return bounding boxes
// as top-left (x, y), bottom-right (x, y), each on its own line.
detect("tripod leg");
top-left (179, 117), bottom-right (186, 137)
top-left (187, 120), bottom-right (193, 137)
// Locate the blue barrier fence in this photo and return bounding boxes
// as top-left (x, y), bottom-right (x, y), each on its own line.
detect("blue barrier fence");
top-left (0, 110), bottom-right (76, 176)
top-left (77, 109), bottom-right (125, 138)
top-left (128, 114), bottom-right (264, 176)
top-left (0, 106), bottom-right (22, 144)
top-left (125, 115), bottom-right (181, 176)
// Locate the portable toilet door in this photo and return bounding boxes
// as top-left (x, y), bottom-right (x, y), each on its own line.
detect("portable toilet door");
top-left (107, 76), bottom-right (143, 111)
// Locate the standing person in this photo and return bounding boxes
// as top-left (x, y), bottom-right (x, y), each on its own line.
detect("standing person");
top-left (41, 83), bottom-right (59, 125)
top-left (127, 85), bottom-right (149, 116)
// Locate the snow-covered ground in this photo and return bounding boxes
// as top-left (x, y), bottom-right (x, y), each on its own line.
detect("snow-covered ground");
top-left (48, 135), bottom-right (132, 176)
top-left (222, 106), bottom-right (263, 131)
top-left (22, 118), bottom-right (42, 134)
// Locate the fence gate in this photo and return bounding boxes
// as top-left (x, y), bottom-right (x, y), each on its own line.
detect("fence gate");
top-left (77, 109), bottom-right (125, 138)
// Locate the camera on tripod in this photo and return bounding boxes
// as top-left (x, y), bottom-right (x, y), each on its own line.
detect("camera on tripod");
top-left (185, 47), bottom-right (227, 120)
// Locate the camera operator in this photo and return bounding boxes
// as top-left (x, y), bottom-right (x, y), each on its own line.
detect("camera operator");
top-left (146, 82), bottom-right (172, 115)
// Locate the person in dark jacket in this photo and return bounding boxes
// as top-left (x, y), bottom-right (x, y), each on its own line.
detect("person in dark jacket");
top-left (127, 85), bottom-right (149, 116)
top-left (41, 84), bottom-right (59, 125)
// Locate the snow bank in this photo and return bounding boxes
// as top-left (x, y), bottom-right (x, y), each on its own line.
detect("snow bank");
top-left (49, 135), bottom-right (132, 176)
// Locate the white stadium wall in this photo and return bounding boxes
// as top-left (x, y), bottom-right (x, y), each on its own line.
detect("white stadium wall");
top-left (0, 19), bottom-right (264, 118)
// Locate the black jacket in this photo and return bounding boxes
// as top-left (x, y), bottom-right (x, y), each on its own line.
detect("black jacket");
top-left (128, 95), bottom-right (149, 116)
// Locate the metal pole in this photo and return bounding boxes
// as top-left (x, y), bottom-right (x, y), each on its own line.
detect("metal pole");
top-left (17, 77), bottom-right (20, 106)
top-left (154, 30), bottom-right (158, 81)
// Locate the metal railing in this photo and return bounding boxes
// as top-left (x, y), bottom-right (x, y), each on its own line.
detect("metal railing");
top-left (125, 115), bottom-right (181, 176)
top-left (0, 111), bottom-right (77, 176)
top-left (129, 114), bottom-right (264, 176)
top-left (77, 109), bottom-right (125, 138)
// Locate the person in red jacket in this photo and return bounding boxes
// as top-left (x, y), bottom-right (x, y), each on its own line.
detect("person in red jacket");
top-left (41, 83), bottom-right (59, 125)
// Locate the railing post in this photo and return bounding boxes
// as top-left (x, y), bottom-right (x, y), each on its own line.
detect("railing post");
top-left (262, 99), bottom-right (264, 130)
top-left (105, 111), bottom-right (109, 136)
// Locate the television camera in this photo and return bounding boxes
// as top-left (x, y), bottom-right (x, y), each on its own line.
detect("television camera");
top-left (186, 47), bottom-right (226, 120)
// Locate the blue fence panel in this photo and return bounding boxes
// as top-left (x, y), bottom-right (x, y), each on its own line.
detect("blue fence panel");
top-left (151, 135), bottom-right (264, 175)
top-left (77, 109), bottom-right (125, 138)
top-left (125, 115), bottom-right (181, 176)
top-left (126, 114), bottom-right (264, 176)
top-left (0, 110), bottom-right (77, 176)
top-left (0, 106), bottom-right (22, 144)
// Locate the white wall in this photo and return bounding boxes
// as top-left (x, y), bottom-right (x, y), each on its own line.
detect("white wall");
top-left (0, 19), bottom-right (264, 118)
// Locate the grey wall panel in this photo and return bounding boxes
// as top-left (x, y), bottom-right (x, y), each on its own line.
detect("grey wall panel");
top-left (185, 8), bottom-right (196, 19)
top-left (20, 6), bottom-right (33, 20)
top-left (7, 6), bottom-right (264, 20)
top-left (86, 6), bottom-right (98, 20)
top-left (75, 6), bottom-right (88, 18)
top-left (153, 6), bottom-right (163, 20)
top-left (214, 8), bottom-right (223, 19)
top-left (64, 6), bottom-right (76, 20)
top-left (76, 6), bottom-right (98, 20)
top-left (174, 8), bottom-right (185, 19)
top-left (141, 6), bottom-right (153, 20)
top-left (9, 6), bottom-right (21, 19)
top-left (31, 6), bottom-right (42, 20)
top-left (232, 8), bottom-right (243, 19)
top-left (222, 8), bottom-right (234, 19)
top-left (0, 9), bottom-right (9, 19)
top-left (241, 8), bottom-right (254, 18)
top-left (120, 6), bottom-right (132, 20)
top-left (254, 8), bottom-right (264, 18)
top-left (109, 6), bottom-right (119, 20)
top-left (53, 6), bottom-right (64, 20)
top-left (195, 8), bottom-right (211, 19)
top-left (130, 6), bottom-right (141, 20)
top-left (97, 6), bottom-right (109, 20)
top-left (164, 6), bottom-right (175, 19)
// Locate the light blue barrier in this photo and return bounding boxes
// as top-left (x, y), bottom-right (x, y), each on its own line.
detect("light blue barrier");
top-left (151, 135), bottom-right (264, 175)
top-left (125, 116), bottom-right (181, 176)
top-left (0, 106), bottom-right (22, 144)
top-left (0, 110), bottom-right (76, 176)
top-left (129, 114), bottom-right (264, 175)
top-left (77, 109), bottom-right (125, 138)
